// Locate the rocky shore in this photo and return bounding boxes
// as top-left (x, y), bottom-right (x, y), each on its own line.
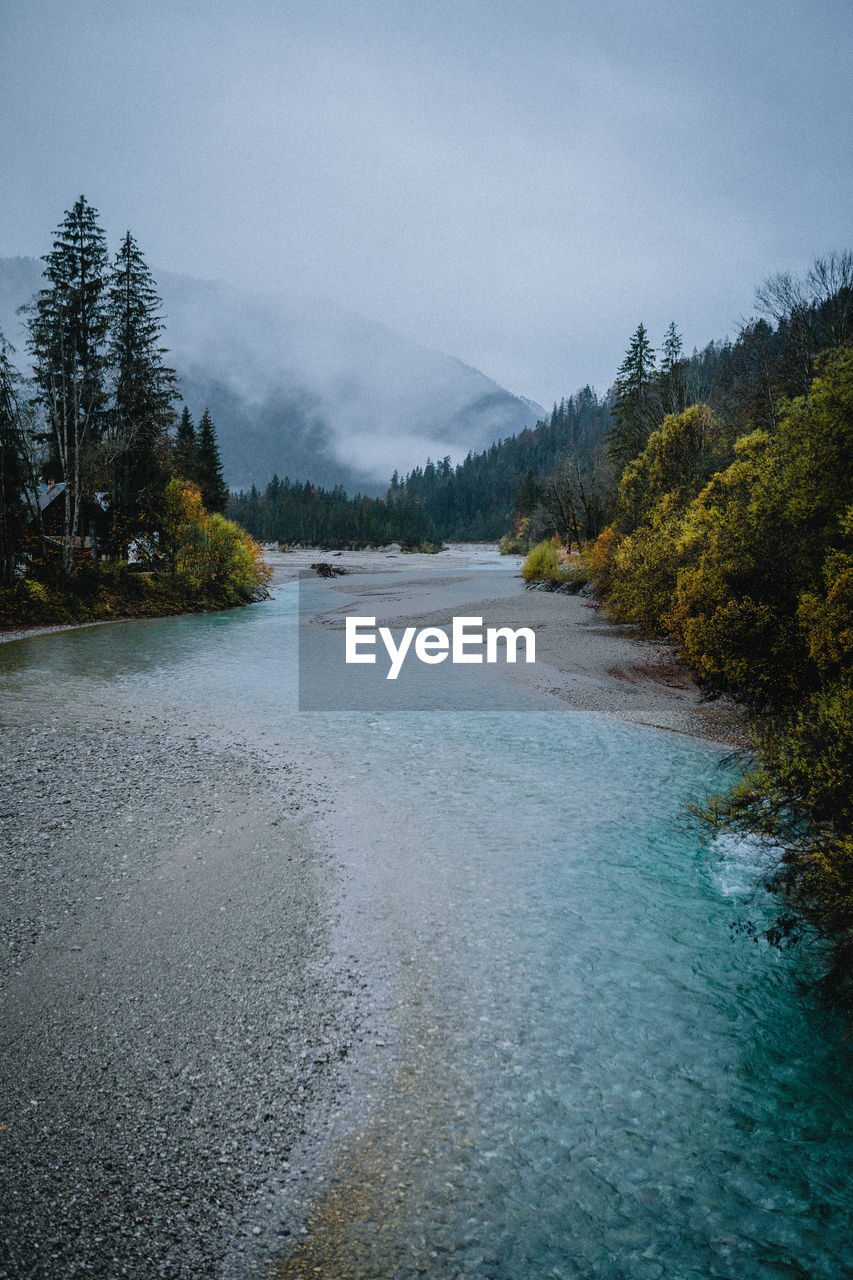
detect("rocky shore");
top-left (0, 718), bottom-right (359, 1279)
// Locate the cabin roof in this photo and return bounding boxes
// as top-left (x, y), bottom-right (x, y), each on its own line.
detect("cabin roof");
top-left (38, 481), bottom-right (66, 511)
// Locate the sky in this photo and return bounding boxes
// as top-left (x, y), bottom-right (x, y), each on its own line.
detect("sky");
top-left (1, 0), bottom-right (852, 407)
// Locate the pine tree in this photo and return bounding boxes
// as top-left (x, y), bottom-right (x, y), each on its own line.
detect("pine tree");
top-left (659, 321), bottom-right (687, 416)
top-left (515, 468), bottom-right (542, 515)
top-left (174, 406), bottom-right (197, 481)
top-left (607, 323), bottom-right (657, 467)
top-left (106, 231), bottom-right (178, 542)
top-left (196, 409), bottom-right (228, 512)
top-left (27, 196), bottom-right (110, 576)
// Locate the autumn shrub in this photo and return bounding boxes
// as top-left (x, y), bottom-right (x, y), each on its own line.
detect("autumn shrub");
top-left (605, 495), bottom-right (686, 631)
top-left (23, 579), bottom-right (49, 606)
top-left (203, 512), bottom-right (273, 600)
top-left (160, 478), bottom-right (271, 601)
top-left (588, 524), bottom-right (622, 595)
top-left (619, 404), bottom-right (726, 531)
top-left (500, 515), bottom-right (532, 555)
top-left (522, 537), bottom-right (572, 585)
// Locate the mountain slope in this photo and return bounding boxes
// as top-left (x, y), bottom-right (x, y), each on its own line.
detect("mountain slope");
top-left (0, 257), bottom-right (543, 492)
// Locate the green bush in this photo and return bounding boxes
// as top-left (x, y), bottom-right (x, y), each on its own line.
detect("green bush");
top-left (522, 538), bottom-right (572, 585)
top-left (500, 515), bottom-right (532, 555)
top-left (605, 495), bottom-right (685, 630)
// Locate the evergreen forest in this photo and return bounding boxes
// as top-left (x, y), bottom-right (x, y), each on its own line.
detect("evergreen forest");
top-left (0, 196), bottom-right (268, 623)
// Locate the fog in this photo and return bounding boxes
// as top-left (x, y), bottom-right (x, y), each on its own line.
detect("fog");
top-left (0, 257), bottom-right (540, 488)
top-left (160, 271), bottom-right (543, 485)
top-left (1, 0), bottom-right (851, 410)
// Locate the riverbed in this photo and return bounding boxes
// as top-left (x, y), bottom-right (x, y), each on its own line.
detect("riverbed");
top-left (1, 548), bottom-right (851, 1279)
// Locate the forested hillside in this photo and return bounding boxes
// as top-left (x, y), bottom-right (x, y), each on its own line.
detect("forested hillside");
top-left (229, 386), bottom-right (611, 545)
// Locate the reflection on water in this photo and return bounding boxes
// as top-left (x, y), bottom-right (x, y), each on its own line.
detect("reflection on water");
top-left (2, 585), bottom-right (851, 1280)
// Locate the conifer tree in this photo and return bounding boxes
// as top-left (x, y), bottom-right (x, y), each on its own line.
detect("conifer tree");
top-left (659, 321), bottom-right (687, 416)
top-left (515, 468), bottom-right (542, 515)
top-left (174, 406), bottom-right (197, 480)
top-left (27, 195), bottom-right (110, 576)
top-left (607, 323), bottom-right (657, 468)
top-left (106, 231), bottom-right (178, 541)
top-left (196, 409), bottom-right (228, 512)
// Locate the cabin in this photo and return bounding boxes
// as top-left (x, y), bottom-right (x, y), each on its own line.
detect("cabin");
top-left (29, 481), bottom-right (111, 561)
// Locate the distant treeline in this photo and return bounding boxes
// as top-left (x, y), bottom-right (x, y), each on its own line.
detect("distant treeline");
top-left (229, 388), bottom-right (612, 546)
top-left (228, 476), bottom-right (439, 550)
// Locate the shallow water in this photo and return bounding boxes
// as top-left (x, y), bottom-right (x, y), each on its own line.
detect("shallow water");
top-left (2, 581), bottom-right (851, 1279)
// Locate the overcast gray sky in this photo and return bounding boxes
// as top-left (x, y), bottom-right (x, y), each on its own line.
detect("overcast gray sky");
top-left (1, 0), bottom-right (851, 405)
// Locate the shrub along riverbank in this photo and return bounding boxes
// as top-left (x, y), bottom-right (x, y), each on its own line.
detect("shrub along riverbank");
top-left (591, 350), bottom-right (853, 997)
top-left (0, 568), bottom-right (262, 630)
top-left (1, 479), bottom-right (271, 630)
top-left (512, 246), bottom-right (853, 1001)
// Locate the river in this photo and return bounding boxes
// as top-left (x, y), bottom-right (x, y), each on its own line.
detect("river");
top-left (1, 563), bottom-right (851, 1280)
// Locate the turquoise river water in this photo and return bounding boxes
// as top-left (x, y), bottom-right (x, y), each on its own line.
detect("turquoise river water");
top-left (2, 577), bottom-right (852, 1279)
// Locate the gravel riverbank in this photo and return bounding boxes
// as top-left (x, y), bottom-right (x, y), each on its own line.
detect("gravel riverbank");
top-left (0, 719), bottom-right (360, 1279)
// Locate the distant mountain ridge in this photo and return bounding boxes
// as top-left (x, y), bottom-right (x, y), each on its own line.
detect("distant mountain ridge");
top-left (0, 256), bottom-right (543, 493)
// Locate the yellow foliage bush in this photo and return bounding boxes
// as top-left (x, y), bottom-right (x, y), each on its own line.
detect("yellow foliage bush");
top-left (499, 515), bottom-right (532, 555)
top-left (23, 579), bottom-right (49, 604)
top-left (161, 478), bottom-right (271, 601)
top-left (522, 537), bottom-right (570, 584)
top-left (606, 495), bottom-right (685, 631)
top-left (588, 524), bottom-right (622, 595)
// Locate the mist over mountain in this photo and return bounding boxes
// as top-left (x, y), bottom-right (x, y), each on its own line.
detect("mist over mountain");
top-left (0, 257), bottom-right (543, 493)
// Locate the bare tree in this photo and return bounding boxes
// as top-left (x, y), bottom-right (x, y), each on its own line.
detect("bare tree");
top-left (547, 451), bottom-right (611, 551)
top-left (755, 251), bottom-right (853, 398)
top-left (807, 250), bottom-right (853, 348)
top-left (0, 335), bottom-right (42, 584)
top-left (755, 270), bottom-right (815, 395)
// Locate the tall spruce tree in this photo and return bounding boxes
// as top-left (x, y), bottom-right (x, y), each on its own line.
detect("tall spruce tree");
top-left (607, 323), bottom-right (657, 467)
top-left (106, 232), bottom-right (177, 543)
top-left (27, 195), bottom-right (110, 576)
top-left (174, 406), bottom-right (197, 480)
top-left (659, 321), bottom-right (687, 416)
top-left (196, 409), bottom-right (228, 512)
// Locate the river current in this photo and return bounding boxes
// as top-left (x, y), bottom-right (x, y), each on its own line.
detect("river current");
top-left (2, 574), bottom-right (851, 1280)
